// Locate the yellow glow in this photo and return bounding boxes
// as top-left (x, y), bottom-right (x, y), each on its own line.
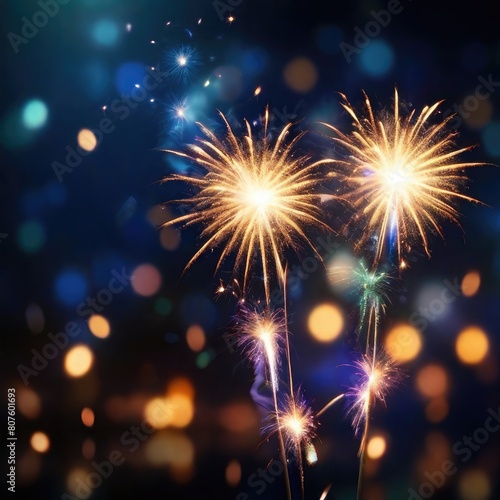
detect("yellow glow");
top-left (145, 430), bottom-right (194, 468)
top-left (456, 327), bottom-right (489, 365)
top-left (308, 303), bottom-right (344, 342)
top-left (416, 364), bottom-right (448, 398)
top-left (145, 397), bottom-right (172, 429)
top-left (461, 271), bottom-right (481, 297)
top-left (186, 325), bottom-right (205, 352)
top-left (169, 394), bottom-right (194, 428)
top-left (385, 324), bottom-right (422, 363)
top-left (367, 435), bottom-right (386, 460)
top-left (225, 459), bottom-right (242, 487)
top-left (64, 345), bottom-right (93, 377)
top-left (167, 377), bottom-right (195, 399)
top-left (81, 407), bottom-right (95, 427)
top-left (458, 469), bottom-right (490, 500)
top-left (247, 188), bottom-right (274, 214)
top-left (30, 432), bottom-right (50, 453)
top-left (88, 314), bottom-right (110, 338)
top-left (77, 129), bottom-right (97, 152)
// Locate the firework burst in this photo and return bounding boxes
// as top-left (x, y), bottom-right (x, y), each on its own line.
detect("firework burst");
top-left (163, 108), bottom-right (333, 303)
top-left (322, 89), bottom-right (483, 266)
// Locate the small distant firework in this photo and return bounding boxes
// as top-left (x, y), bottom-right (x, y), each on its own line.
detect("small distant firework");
top-left (322, 89), bottom-right (483, 265)
top-left (164, 45), bottom-right (200, 82)
top-left (162, 108), bottom-right (333, 302)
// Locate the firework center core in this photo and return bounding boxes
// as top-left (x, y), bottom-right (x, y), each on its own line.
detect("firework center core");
top-left (247, 188), bottom-right (274, 214)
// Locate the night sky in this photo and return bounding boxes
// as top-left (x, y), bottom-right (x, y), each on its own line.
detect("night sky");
top-left (1, 1), bottom-right (500, 499)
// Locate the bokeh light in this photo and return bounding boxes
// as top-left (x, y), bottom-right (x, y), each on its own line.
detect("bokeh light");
top-left (77, 129), bottom-right (97, 152)
top-left (482, 121), bottom-right (500, 157)
top-left (25, 303), bottom-right (45, 334)
top-left (82, 438), bottom-right (96, 460)
top-left (18, 220), bottom-right (45, 253)
top-left (385, 324), bottom-right (422, 363)
top-left (359, 40), bottom-right (394, 77)
top-left (160, 227), bottom-right (181, 251)
top-left (17, 388), bottom-right (42, 419)
top-left (458, 469), bottom-right (491, 500)
top-left (225, 460), bottom-right (242, 487)
top-left (367, 435), bottom-right (387, 460)
top-left (131, 263), bottom-right (162, 296)
top-left (308, 303), bottom-right (344, 342)
top-left (416, 364), bottom-right (449, 398)
top-left (30, 432), bottom-right (50, 453)
top-left (155, 297), bottom-right (172, 316)
top-left (22, 99), bottom-right (48, 129)
top-left (91, 19), bottom-right (119, 46)
top-left (464, 99), bottom-right (493, 129)
top-left (81, 407), bottom-right (95, 427)
top-left (315, 24), bottom-right (343, 54)
top-left (461, 271), bottom-right (481, 297)
top-left (456, 326), bottom-right (489, 364)
top-left (145, 430), bottom-right (194, 469)
top-left (64, 345), bottom-right (94, 377)
top-left (186, 325), bottom-right (205, 352)
top-left (88, 314), bottom-right (110, 338)
top-left (425, 397), bottom-right (449, 423)
top-left (55, 270), bottom-right (88, 307)
top-left (145, 397), bottom-right (173, 429)
top-left (283, 57), bottom-right (318, 93)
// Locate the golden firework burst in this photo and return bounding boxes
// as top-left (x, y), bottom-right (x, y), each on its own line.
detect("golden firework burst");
top-left (163, 109), bottom-right (332, 302)
top-left (322, 89), bottom-right (483, 266)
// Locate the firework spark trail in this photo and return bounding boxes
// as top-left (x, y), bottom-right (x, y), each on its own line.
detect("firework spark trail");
top-left (236, 305), bottom-right (292, 500)
top-left (162, 108), bottom-right (334, 304)
top-left (321, 88), bottom-right (484, 267)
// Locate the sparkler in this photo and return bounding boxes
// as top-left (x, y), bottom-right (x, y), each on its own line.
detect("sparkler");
top-left (162, 108), bottom-right (332, 304)
top-left (347, 355), bottom-right (398, 500)
top-left (321, 88), bottom-right (483, 266)
top-left (279, 391), bottom-right (317, 494)
top-left (237, 306), bottom-right (283, 394)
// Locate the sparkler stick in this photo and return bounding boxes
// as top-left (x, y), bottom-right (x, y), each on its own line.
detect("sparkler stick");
top-left (322, 89), bottom-right (484, 498)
